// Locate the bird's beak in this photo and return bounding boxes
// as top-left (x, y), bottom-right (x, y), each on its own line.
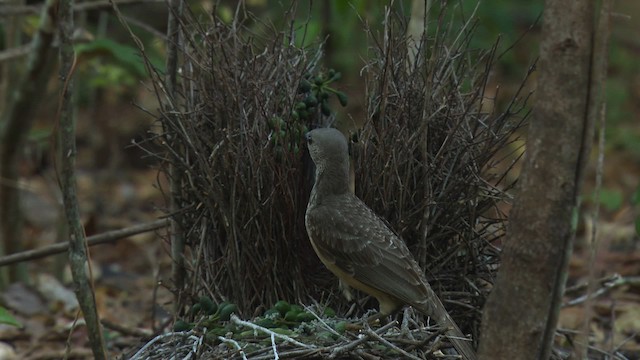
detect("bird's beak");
top-left (305, 132), bottom-right (313, 144)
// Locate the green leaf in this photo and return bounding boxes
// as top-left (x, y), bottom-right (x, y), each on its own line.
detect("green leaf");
top-left (598, 189), bottom-right (623, 211)
top-left (0, 306), bottom-right (21, 328)
top-left (294, 21), bottom-right (320, 48)
top-left (75, 38), bottom-right (145, 77)
top-left (631, 184), bottom-right (640, 205)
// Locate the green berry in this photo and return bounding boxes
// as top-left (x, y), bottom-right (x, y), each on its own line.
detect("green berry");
top-left (295, 102), bottom-right (307, 111)
top-left (274, 300), bottom-right (290, 316)
top-left (199, 296), bottom-right (217, 315)
top-left (238, 330), bottom-right (255, 338)
top-left (321, 101), bottom-right (331, 116)
top-left (173, 320), bottom-right (193, 332)
top-left (189, 303), bottom-right (202, 316)
top-left (298, 79), bottom-right (312, 93)
top-left (256, 318), bottom-right (276, 328)
top-left (304, 94), bottom-right (318, 107)
top-left (334, 321), bottom-right (347, 334)
top-left (323, 307), bottom-right (336, 317)
top-left (284, 310), bottom-right (299, 322)
top-left (296, 312), bottom-right (315, 323)
top-left (218, 303), bottom-right (237, 321)
top-left (336, 91), bottom-right (348, 107)
top-left (264, 308), bottom-right (280, 318)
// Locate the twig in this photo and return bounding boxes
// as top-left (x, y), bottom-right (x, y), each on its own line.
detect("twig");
top-left (230, 315), bottom-right (314, 349)
top-left (0, 44), bottom-right (33, 62)
top-left (164, 0), bottom-right (186, 313)
top-left (328, 321), bottom-right (397, 358)
top-left (304, 305), bottom-right (344, 339)
top-left (270, 332), bottom-right (279, 360)
top-left (248, 348), bottom-right (318, 360)
top-left (101, 319), bottom-right (153, 338)
top-left (576, 1), bottom-right (613, 357)
top-left (129, 331), bottom-right (203, 360)
top-left (563, 275), bottom-right (640, 307)
top-left (405, 325), bottom-right (449, 351)
top-left (0, 219), bottom-right (169, 266)
top-left (218, 335), bottom-right (248, 360)
top-left (556, 329), bottom-right (630, 360)
top-left (365, 327), bottom-right (422, 360)
top-left (564, 273), bottom-right (620, 295)
top-left (58, 0), bottom-right (106, 357)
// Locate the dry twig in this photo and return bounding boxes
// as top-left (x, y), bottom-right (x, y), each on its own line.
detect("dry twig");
top-left (0, 219), bottom-right (168, 266)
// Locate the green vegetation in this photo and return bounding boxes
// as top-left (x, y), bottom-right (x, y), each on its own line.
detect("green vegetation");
top-left (173, 297), bottom-right (343, 345)
top-left (0, 306), bottom-right (21, 328)
top-left (269, 68), bottom-right (347, 161)
top-left (633, 185), bottom-right (640, 237)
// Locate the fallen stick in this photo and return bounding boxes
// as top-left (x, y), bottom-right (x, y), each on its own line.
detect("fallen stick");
top-left (0, 218), bottom-right (169, 266)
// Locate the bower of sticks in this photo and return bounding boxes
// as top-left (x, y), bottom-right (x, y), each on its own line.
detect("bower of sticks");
top-left (128, 4), bottom-right (530, 359)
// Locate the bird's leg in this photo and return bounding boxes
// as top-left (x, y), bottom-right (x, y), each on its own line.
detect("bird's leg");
top-left (365, 311), bottom-right (384, 325)
top-left (344, 302), bottom-right (358, 318)
top-left (367, 300), bottom-right (402, 326)
top-left (365, 309), bottom-right (393, 327)
top-left (400, 307), bottom-right (416, 340)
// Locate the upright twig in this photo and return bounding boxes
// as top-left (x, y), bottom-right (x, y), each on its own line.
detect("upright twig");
top-left (165, 0), bottom-right (186, 311)
top-left (58, 0), bottom-right (106, 357)
top-left (574, 1), bottom-right (613, 357)
top-left (406, 0), bottom-right (431, 70)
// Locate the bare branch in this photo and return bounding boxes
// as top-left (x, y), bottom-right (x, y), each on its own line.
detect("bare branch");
top-left (58, 0), bottom-right (106, 356)
top-left (0, 219), bottom-right (168, 266)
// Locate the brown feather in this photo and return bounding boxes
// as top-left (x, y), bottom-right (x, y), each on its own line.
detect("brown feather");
top-left (304, 128), bottom-right (476, 360)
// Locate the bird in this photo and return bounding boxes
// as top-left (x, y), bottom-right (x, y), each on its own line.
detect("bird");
top-left (304, 127), bottom-right (476, 360)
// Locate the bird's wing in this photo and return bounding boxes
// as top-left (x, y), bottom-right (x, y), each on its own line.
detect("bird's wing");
top-left (306, 194), bottom-right (432, 308)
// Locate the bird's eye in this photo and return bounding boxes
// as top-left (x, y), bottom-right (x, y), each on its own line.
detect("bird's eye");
top-left (305, 133), bottom-right (313, 144)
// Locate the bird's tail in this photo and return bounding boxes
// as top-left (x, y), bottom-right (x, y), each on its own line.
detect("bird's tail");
top-left (416, 297), bottom-right (477, 360)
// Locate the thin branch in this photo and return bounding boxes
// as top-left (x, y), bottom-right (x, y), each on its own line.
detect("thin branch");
top-left (165, 0), bottom-right (186, 311)
top-left (0, 219), bottom-right (168, 266)
top-left (365, 327), bottom-right (423, 360)
top-left (230, 315), bottom-right (315, 349)
top-left (0, 44), bottom-right (32, 62)
top-left (574, 1), bottom-right (613, 357)
top-left (58, 0), bottom-right (106, 357)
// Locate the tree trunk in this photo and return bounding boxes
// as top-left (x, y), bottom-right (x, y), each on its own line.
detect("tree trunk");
top-left (478, 1), bottom-right (597, 359)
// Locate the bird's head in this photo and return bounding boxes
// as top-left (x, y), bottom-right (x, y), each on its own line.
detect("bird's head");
top-left (305, 128), bottom-right (349, 167)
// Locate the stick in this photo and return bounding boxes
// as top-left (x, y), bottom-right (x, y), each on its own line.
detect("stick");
top-left (0, 219), bottom-right (168, 266)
